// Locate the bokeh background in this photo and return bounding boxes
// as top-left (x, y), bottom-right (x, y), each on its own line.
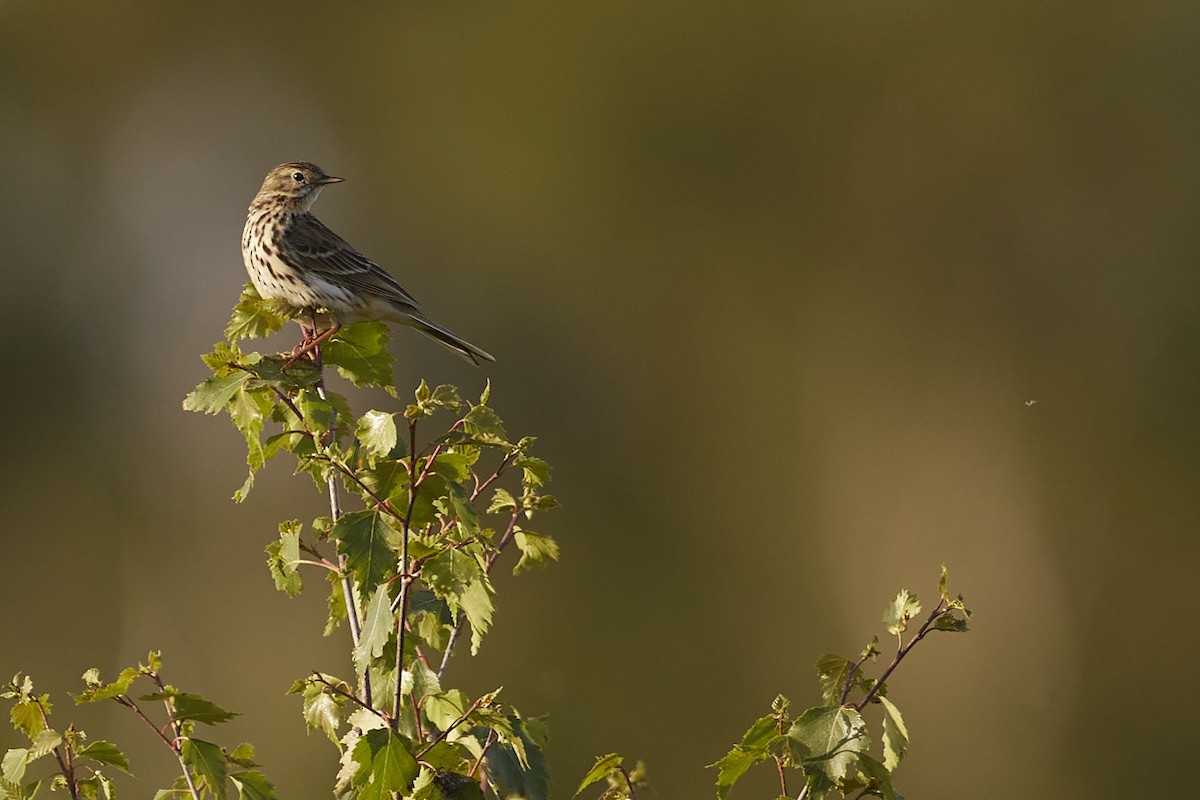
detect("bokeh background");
top-left (3, 2), bottom-right (1199, 798)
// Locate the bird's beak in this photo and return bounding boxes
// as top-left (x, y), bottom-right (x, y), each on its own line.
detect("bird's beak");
top-left (318, 175), bottom-right (344, 185)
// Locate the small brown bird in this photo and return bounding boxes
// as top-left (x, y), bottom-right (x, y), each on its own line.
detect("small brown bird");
top-left (241, 161), bottom-right (494, 365)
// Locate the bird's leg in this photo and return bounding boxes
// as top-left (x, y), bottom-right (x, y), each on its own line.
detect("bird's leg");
top-left (283, 320), bottom-right (342, 369)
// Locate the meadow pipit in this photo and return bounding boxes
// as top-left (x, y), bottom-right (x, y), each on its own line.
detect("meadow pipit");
top-left (241, 161), bottom-right (494, 365)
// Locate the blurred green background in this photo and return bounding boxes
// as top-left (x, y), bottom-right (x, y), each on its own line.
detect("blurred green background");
top-left (3, 2), bottom-right (1199, 797)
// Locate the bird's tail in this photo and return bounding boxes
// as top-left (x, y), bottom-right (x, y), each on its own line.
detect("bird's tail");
top-left (406, 314), bottom-right (495, 366)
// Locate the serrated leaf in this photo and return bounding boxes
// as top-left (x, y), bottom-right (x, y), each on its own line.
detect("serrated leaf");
top-left (173, 694), bottom-right (238, 726)
top-left (575, 753), bottom-right (621, 798)
top-left (332, 510), bottom-right (399, 589)
top-left (356, 411), bottom-right (398, 458)
top-left (460, 578), bottom-right (495, 656)
top-left (354, 586), bottom-right (394, 675)
top-left (2, 749), bottom-right (27, 786)
top-left (9, 699), bottom-right (45, 738)
top-left (787, 706), bottom-right (868, 782)
top-left (815, 654), bottom-right (855, 706)
top-left (513, 531), bottom-right (560, 575)
top-left (488, 488), bottom-right (517, 514)
top-left (883, 590), bottom-right (921, 636)
top-left (855, 754), bottom-right (897, 800)
top-left (77, 742), bottom-right (131, 774)
top-left (422, 690), bottom-right (469, 733)
top-left (324, 323), bottom-right (394, 391)
top-left (515, 456), bottom-right (551, 488)
top-left (710, 715), bottom-right (780, 800)
top-left (230, 770), bottom-right (276, 800)
top-left (352, 730), bottom-right (417, 800)
top-left (183, 371), bottom-right (251, 415)
top-left (265, 522), bottom-right (303, 597)
top-left (182, 738), bottom-right (227, 800)
top-left (878, 696), bottom-right (908, 771)
top-left (934, 613), bottom-right (970, 633)
top-left (224, 284), bottom-right (290, 342)
top-left (463, 404), bottom-right (508, 445)
top-left (76, 668), bottom-right (138, 704)
top-left (28, 730), bottom-right (61, 760)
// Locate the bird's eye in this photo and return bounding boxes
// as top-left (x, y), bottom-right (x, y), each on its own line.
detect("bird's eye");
top-left (292, 172), bottom-right (305, 182)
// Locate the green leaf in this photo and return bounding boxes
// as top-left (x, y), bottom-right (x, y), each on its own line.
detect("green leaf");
top-left (2, 748), bottom-right (27, 786)
top-left (787, 706), bottom-right (868, 783)
top-left (355, 411), bottom-right (398, 458)
top-left (710, 714), bottom-right (782, 800)
top-left (878, 696), bottom-right (908, 771)
top-left (883, 589), bottom-right (921, 636)
top-left (516, 456), bottom-right (551, 488)
top-left (324, 322), bottom-right (394, 391)
top-left (855, 754), bottom-right (897, 800)
top-left (934, 612), bottom-right (970, 633)
top-left (351, 730), bottom-right (417, 800)
top-left (422, 690), bottom-right (470, 733)
top-left (513, 531), bottom-right (560, 575)
top-left (488, 488), bottom-right (517, 514)
top-left (76, 668), bottom-right (138, 704)
top-left (183, 371), bottom-right (251, 414)
top-left (265, 521), bottom-right (303, 597)
top-left (77, 742), bottom-right (131, 774)
top-left (9, 697), bottom-right (46, 738)
top-left (463, 404), bottom-right (508, 445)
top-left (815, 654), bottom-right (854, 706)
top-left (332, 510), bottom-right (399, 589)
top-left (172, 694), bottom-right (239, 725)
top-left (461, 578), bottom-right (495, 656)
top-left (224, 284), bottom-right (290, 341)
top-left (294, 676), bottom-right (343, 744)
top-left (230, 770), bottom-right (276, 800)
top-left (28, 729), bottom-right (61, 759)
top-left (575, 753), bottom-right (621, 798)
top-left (182, 738), bottom-right (228, 800)
top-left (354, 586), bottom-right (394, 675)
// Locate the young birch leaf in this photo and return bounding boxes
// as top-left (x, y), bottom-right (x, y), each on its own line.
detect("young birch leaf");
top-left (422, 690), bottom-right (470, 733)
top-left (333, 510), bottom-right (399, 590)
top-left (575, 753), bottom-right (622, 798)
top-left (173, 694), bottom-right (239, 725)
top-left (182, 738), bottom-right (228, 800)
top-left (710, 715), bottom-right (780, 800)
top-left (883, 590), bottom-right (921, 636)
top-left (461, 578), bottom-right (496, 655)
top-left (815, 654), bottom-right (855, 706)
top-left (878, 696), bottom-right (908, 771)
top-left (324, 322), bottom-right (394, 392)
top-left (230, 770), bottom-right (277, 800)
top-left (183, 371), bottom-right (251, 414)
top-left (224, 284), bottom-right (289, 342)
top-left (76, 668), bottom-right (138, 704)
top-left (265, 522), bottom-right (303, 597)
top-left (356, 411), bottom-right (398, 458)
top-left (2, 748), bottom-right (28, 786)
top-left (353, 729), bottom-right (417, 800)
top-left (28, 729), bottom-right (62, 759)
top-left (9, 697), bottom-right (47, 737)
top-left (77, 741), bottom-right (131, 774)
top-left (354, 587), bottom-right (394, 675)
top-left (855, 754), bottom-right (898, 800)
top-left (787, 706), bottom-right (868, 782)
top-left (513, 531), bottom-right (560, 575)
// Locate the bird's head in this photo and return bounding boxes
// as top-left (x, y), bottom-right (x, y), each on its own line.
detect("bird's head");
top-left (253, 162), bottom-right (344, 211)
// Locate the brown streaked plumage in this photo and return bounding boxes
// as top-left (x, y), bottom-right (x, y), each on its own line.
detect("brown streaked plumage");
top-left (241, 161), bottom-right (494, 365)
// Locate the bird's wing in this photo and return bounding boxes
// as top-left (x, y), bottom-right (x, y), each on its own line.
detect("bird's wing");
top-left (284, 213), bottom-right (421, 309)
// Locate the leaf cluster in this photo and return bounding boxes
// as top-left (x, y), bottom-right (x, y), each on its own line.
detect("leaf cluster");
top-left (183, 286), bottom-right (561, 798)
top-left (709, 567), bottom-right (971, 800)
top-left (3, 653), bottom-right (271, 800)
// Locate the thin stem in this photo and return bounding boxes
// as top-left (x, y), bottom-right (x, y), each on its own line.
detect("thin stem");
top-left (312, 343), bottom-right (370, 709)
top-left (616, 764), bottom-right (640, 800)
top-left (310, 673), bottom-right (389, 724)
top-left (151, 674), bottom-right (202, 800)
top-left (34, 700), bottom-right (79, 800)
top-left (854, 599), bottom-right (949, 712)
top-left (414, 695), bottom-right (487, 760)
top-left (838, 651), bottom-right (873, 706)
top-left (392, 419), bottom-right (419, 725)
top-left (437, 506), bottom-right (523, 681)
